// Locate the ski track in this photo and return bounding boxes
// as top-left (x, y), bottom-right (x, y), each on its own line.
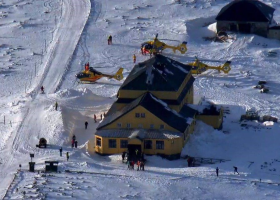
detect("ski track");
top-left (0, 0), bottom-right (91, 198)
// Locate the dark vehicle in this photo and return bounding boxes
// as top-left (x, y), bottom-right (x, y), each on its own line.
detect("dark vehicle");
top-left (36, 138), bottom-right (47, 148)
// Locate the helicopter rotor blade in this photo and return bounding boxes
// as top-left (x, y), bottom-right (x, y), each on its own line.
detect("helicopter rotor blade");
top-left (184, 56), bottom-right (228, 63)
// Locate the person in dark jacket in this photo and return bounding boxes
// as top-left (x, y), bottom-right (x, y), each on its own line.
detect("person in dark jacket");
top-left (108, 35), bottom-right (112, 45)
top-left (55, 102), bottom-right (58, 111)
top-left (216, 167), bottom-right (219, 177)
top-left (122, 152), bottom-right (126, 162)
top-left (85, 121), bottom-right (88, 129)
top-left (66, 152), bottom-right (69, 161)
top-left (59, 147), bottom-right (62, 157)
top-left (71, 139), bottom-right (74, 148)
top-left (233, 166), bottom-right (239, 175)
top-left (140, 161), bottom-right (145, 171)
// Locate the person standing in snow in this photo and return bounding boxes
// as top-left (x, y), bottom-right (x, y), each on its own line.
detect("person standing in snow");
top-left (66, 152), bottom-right (69, 161)
top-left (137, 160), bottom-right (141, 171)
top-left (71, 139), bottom-right (75, 148)
top-left (41, 86), bottom-right (44, 94)
top-left (59, 147), bottom-right (63, 157)
top-left (133, 54), bottom-right (136, 63)
top-left (122, 152), bottom-right (126, 163)
top-left (140, 161), bottom-right (145, 171)
top-left (100, 114), bottom-right (103, 120)
top-left (233, 166), bottom-right (239, 175)
top-left (216, 167), bottom-right (219, 177)
top-left (94, 114), bottom-right (97, 123)
top-left (55, 102), bottom-right (58, 111)
top-left (85, 121), bottom-right (88, 129)
top-left (72, 135), bottom-right (76, 142)
top-left (74, 141), bottom-right (78, 148)
top-left (108, 35), bottom-right (112, 45)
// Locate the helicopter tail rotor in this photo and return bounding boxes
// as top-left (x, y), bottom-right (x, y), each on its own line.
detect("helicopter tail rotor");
top-left (113, 68), bottom-right (124, 81)
top-left (220, 61), bottom-right (231, 74)
top-left (175, 42), bottom-right (188, 54)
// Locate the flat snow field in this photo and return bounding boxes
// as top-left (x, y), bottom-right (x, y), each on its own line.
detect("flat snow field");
top-left (1, 0), bottom-right (280, 199)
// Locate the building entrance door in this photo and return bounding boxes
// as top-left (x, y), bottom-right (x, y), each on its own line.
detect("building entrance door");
top-left (238, 23), bottom-right (251, 33)
top-left (127, 144), bottom-right (141, 161)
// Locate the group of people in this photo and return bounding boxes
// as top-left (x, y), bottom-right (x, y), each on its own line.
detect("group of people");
top-left (94, 113), bottom-right (105, 123)
top-left (215, 166), bottom-right (239, 177)
top-left (71, 135), bottom-right (78, 148)
top-left (58, 147), bottom-right (70, 161)
top-left (127, 160), bottom-right (145, 171)
top-left (187, 156), bottom-right (195, 167)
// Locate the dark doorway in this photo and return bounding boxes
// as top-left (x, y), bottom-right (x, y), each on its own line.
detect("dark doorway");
top-left (230, 24), bottom-right (237, 31)
top-left (238, 23), bottom-right (251, 33)
top-left (127, 144), bottom-right (141, 161)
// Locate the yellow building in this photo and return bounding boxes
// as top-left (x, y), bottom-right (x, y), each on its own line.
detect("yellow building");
top-left (89, 54), bottom-right (223, 160)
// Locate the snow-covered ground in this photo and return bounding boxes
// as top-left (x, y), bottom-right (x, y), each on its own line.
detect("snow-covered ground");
top-left (1, 0), bottom-right (280, 199)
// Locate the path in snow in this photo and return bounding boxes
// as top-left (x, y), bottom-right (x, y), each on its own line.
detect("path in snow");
top-left (0, 0), bottom-right (91, 198)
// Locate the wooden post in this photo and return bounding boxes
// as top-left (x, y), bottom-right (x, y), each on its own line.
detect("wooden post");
top-left (35, 64), bottom-right (37, 77)
top-left (44, 39), bottom-right (47, 53)
top-left (30, 72), bottom-right (32, 87)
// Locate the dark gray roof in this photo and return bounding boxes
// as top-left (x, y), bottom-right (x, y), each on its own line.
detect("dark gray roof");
top-left (120, 54), bottom-right (192, 91)
top-left (97, 92), bottom-right (191, 132)
top-left (116, 76), bottom-right (195, 105)
top-left (95, 129), bottom-right (183, 139)
top-left (216, 0), bottom-right (275, 22)
top-left (269, 25), bottom-right (280, 30)
top-left (179, 104), bottom-right (198, 118)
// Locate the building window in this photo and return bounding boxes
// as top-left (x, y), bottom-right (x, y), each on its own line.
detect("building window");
top-left (138, 124), bottom-right (143, 128)
top-left (144, 140), bottom-right (152, 149)
top-left (135, 113), bottom-right (140, 118)
top-left (96, 138), bottom-right (101, 147)
top-left (117, 123), bottom-right (122, 128)
top-left (120, 140), bottom-right (128, 148)
top-left (150, 124), bottom-right (154, 129)
top-left (126, 123), bottom-right (131, 128)
top-left (141, 113), bottom-right (145, 118)
top-left (156, 141), bottom-right (164, 150)
top-left (159, 124), bottom-right (165, 130)
top-left (109, 139), bottom-right (116, 148)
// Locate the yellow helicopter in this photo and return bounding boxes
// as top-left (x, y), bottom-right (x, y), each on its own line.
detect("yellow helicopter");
top-left (141, 34), bottom-right (187, 55)
top-left (187, 57), bottom-right (231, 75)
top-left (76, 63), bottom-right (124, 83)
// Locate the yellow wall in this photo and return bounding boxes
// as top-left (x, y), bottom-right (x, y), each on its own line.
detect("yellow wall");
top-left (93, 135), bottom-right (183, 156)
top-left (94, 136), bottom-right (129, 154)
top-left (87, 138), bottom-right (95, 154)
top-left (100, 105), bottom-right (180, 132)
top-left (196, 108), bottom-right (223, 129)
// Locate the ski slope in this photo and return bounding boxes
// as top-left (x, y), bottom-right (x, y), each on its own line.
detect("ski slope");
top-left (1, 0), bottom-right (280, 199)
top-left (0, 0), bottom-right (91, 197)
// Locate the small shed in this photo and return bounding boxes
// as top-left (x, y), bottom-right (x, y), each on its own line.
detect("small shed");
top-left (216, 0), bottom-right (275, 37)
top-left (45, 161), bottom-right (59, 172)
top-left (268, 25), bottom-right (280, 40)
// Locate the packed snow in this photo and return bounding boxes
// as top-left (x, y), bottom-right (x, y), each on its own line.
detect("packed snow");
top-left (1, 0), bottom-right (280, 199)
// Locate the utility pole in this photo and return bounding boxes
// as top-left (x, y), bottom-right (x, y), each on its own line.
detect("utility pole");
top-left (35, 63), bottom-right (37, 77)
